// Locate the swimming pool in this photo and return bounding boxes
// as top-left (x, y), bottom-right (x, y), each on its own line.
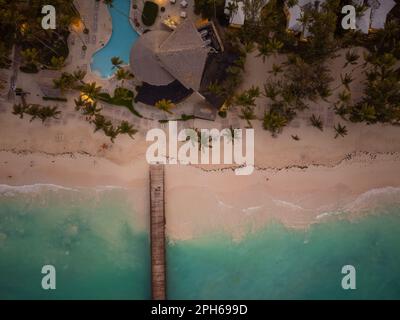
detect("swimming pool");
top-left (91, 0), bottom-right (139, 78)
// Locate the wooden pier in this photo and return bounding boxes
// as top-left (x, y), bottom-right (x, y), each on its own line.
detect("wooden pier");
top-left (150, 165), bottom-right (166, 300)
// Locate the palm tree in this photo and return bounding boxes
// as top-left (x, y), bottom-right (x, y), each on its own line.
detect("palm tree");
top-left (344, 50), bottom-right (359, 68)
top-left (111, 56), bottom-right (123, 69)
top-left (81, 82), bottom-right (102, 101)
top-left (257, 42), bottom-right (271, 63)
top-left (239, 106), bottom-right (257, 127)
top-left (50, 56), bottom-right (65, 70)
top-left (235, 86), bottom-right (260, 107)
top-left (74, 96), bottom-right (86, 111)
top-left (37, 106), bottom-right (61, 122)
top-left (104, 125), bottom-right (119, 143)
top-left (334, 90), bottom-right (352, 118)
top-left (223, 126), bottom-right (240, 145)
top-left (263, 82), bottom-right (280, 101)
top-left (263, 110), bottom-right (288, 136)
top-left (155, 99), bottom-right (175, 114)
top-left (338, 90), bottom-right (351, 104)
top-left (207, 81), bottom-right (225, 97)
top-left (267, 38), bottom-right (283, 56)
top-left (53, 72), bottom-right (77, 93)
top-left (334, 123), bottom-right (348, 138)
top-left (73, 69), bottom-right (87, 83)
top-left (82, 101), bottom-right (102, 118)
top-left (115, 68), bottom-right (133, 86)
top-left (26, 104), bottom-right (41, 122)
top-left (185, 128), bottom-right (212, 151)
top-left (225, 0), bottom-right (238, 19)
top-left (12, 104), bottom-right (27, 118)
top-left (92, 114), bottom-right (112, 133)
top-left (21, 48), bottom-right (39, 67)
top-left (354, 104), bottom-right (377, 123)
top-left (310, 114), bottom-right (323, 131)
top-left (269, 63), bottom-right (283, 76)
top-left (340, 73), bottom-right (353, 91)
top-left (118, 121), bottom-right (137, 139)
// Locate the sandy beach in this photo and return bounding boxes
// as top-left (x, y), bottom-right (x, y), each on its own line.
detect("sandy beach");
top-left (1, 102), bottom-right (400, 241)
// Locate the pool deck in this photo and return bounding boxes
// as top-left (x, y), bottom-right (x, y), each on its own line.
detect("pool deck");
top-left (1, 0), bottom-right (248, 138)
top-left (131, 0), bottom-right (200, 35)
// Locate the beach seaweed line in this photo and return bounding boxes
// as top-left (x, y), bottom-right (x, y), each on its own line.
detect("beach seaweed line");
top-left (0, 149), bottom-right (399, 174)
top-left (188, 150), bottom-right (400, 174)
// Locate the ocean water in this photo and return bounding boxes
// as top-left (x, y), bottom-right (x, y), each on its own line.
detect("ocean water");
top-left (90, 0), bottom-right (139, 78)
top-left (0, 185), bottom-right (150, 300)
top-left (1, 185), bottom-right (400, 300)
top-left (167, 208), bottom-right (400, 299)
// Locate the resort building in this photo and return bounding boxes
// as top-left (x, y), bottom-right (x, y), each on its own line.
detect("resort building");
top-left (225, 0), bottom-right (246, 28)
top-left (286, 0), bottom-right (327, 37)
top-left (354, 0), bottom-right (397, 34)
top-left (224, 0), bottom-right (270, 28)
top-left (130, 19), bottom-right (210, 92)
top-left (286, 0), bottom-right (396, 36)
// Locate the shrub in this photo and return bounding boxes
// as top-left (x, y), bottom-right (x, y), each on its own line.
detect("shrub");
top-left (218, 111), bottom-right (227, 118)
top-left (142, 1), bottom-right (159, 26)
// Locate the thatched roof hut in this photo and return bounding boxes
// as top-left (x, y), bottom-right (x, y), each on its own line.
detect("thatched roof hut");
top-left (130, 19), bottom-right (209, 91)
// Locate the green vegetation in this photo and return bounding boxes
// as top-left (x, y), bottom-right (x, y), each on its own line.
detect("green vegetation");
top-left (310, 114), bottom-right (324, 131)
top-left (206, 46), bottom-right (247, 114)
top-left (98, 87), bottom-right (142, 117)
top-left (12, 104), bottom-right (61, 122)
top-left (74, 94), bottom-right (138, 143)
top-left (334, 123), bottom-right (348, 139)
top-left (235, 86), bottom-right (261, 127)
top-left (142, 1), bottom-right (159, 26)
top-left (221, 0), bottom-right (400, 137)
top-left (155, 99), bottom-right (176, 114)
top-left (344, 52), bottom-right (400, 125)
top-left (0, 0), bottom-right (77, 72)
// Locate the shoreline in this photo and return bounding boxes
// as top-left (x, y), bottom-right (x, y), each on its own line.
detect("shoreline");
top-left (1, 145), bottom-right (400, 241)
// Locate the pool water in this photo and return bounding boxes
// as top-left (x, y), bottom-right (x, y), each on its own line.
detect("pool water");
top-left (91, 0), bottom-right (139, 78)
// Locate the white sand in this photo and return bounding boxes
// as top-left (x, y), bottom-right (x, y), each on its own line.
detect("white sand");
top-left (1, 104), bottom-right (400, 241)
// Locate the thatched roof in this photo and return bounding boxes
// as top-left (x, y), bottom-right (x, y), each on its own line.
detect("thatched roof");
top-left (157, 19), bottom-right (209, 91)
top-left (130, 19), bottom-right (209, 91)
top-left (130, 30), bottom-right (175, 86)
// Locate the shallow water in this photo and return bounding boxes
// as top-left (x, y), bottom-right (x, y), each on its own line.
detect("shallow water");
top-left (91, 0), bottom-right (139, 78)
top-left (0, 185), bottom-right (399, 300)
top-left (167, 208), bottom-right (400, 299)
top-left (0, 185), bottom-right (150, 300)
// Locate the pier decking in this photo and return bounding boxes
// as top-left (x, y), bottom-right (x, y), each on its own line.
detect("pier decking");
top-left (150, 165), bottom-right (166, 300)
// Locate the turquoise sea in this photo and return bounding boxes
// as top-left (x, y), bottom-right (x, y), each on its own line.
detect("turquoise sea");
top-left (0, 185), bottom-right (400, 300)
